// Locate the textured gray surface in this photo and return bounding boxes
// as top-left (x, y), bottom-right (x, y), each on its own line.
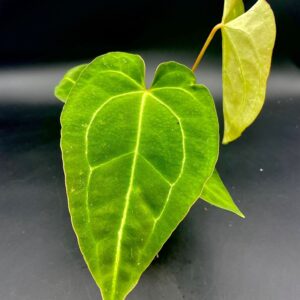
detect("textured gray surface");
top-left (0, 55), bottom-right (300, 299)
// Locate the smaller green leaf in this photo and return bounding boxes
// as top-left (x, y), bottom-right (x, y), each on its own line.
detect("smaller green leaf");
top-left (201, 170), bottom-right (245, 218)
top-left (55, 64), bottom-right (87, 102)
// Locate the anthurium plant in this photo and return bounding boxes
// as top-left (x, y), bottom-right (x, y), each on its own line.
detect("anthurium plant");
top-left (55, 0), bottom-right (276, 299)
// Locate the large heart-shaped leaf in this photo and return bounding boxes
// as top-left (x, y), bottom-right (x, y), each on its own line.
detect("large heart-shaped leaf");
top-left (58, 52), bottom-right (219, 299)
top-left (56, 62), bottom-right (244, 219)
top-left (221, 0), bottom-right (276, 143)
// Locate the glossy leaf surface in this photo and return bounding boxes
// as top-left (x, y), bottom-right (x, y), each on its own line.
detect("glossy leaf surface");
top-left (221, 0), bottom-right (276, 143)
top-left (201, 170), bottom-right (244, 218)
top-left (58, 52), bottom-right (219, 299)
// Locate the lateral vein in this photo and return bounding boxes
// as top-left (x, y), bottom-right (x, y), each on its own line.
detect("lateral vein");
top-left (85, 91), bottom-right (143, 164)
top-left (65, 77), bottom-right (76, 84)
top-left (145, 93), bottom-right (185, 222)
top-left (90, 152), bottom-right (134, 171)
top-left (84, 90), bottom-right (143, 225)
top-left (136, 92), bottom-right (186, 265)
top-left (138, 153), bottom-right (172, 186)
top-left (96, 70), bottom-right (144, 89)
top-left (141, 93), bottom-right (185, 226)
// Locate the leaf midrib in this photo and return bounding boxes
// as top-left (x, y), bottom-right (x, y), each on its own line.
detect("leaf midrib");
top-left (111, 91), bottom-right (147, 298)
top-left (223, 27), bottom-right (262, 132)
top-left (84, 90), bottom-right (144, 225)
top-left (83, 87), bottom-right (187, 299)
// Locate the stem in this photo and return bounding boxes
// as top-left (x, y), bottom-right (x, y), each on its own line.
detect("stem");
top-left (192, 23), bottom-right (223, 72)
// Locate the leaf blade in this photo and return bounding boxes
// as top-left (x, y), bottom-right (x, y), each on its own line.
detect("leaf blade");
top-left (221, 0), bottom-right (276, 143)
top-left (59, 53), bottom-right (219, 299)
top-left (201, 170), bottom-right (245, 218)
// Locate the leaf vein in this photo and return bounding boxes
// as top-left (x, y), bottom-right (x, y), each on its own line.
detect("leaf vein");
top-left (222, 29), bottom-right (247, 130)
top-left (111, 92), bottom-right (147, 298)
top-left (147, 93), bottom-right (186, 223)
top-left (90, 152), bottom-right (134, 171)
top-left (138, 154), bottom-right (172, 186)
top-left (97, 70), bottom-right (144, 89)
top-left (151, 86), bottom-right (198, 101)
top-left (85, 90), bottom-right (143, 223)
top-left (65, 77), bottom-right (76, 84)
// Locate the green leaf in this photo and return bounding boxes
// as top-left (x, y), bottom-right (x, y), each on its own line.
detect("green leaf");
top-left (221, 0), bottom-right (276, 144)
top-left (55, 63), bottom-right (243, 219)
top-left (55, 64), bottom-right (86, 102)
top-left (201, 170), bottom-right (245, 218)
top-left (58, 52), bottom-right (219, 300)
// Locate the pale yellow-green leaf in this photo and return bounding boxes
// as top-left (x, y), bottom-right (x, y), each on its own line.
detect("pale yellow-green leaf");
top-left (222, 0), bottom-right (244, 23)
top-left (221, 0), bottom-right (276, 144)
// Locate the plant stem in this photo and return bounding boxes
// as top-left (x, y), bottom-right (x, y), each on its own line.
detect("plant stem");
top-left (192, 23), bottom-right (223, 72)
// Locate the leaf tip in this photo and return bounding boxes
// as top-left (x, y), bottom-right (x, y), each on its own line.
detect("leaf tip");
top-left (236, 209), bottom-right (246, 219)
top-left (226, 200), bottom-right (245, 219)
top-left (222, 132), bottom-right (241, 145)
top-left (228, 201), bottom-right (245, 219)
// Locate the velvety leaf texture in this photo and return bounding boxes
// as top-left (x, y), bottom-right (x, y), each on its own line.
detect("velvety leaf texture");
top-left (221, 0), bottom-right (276, 143)
top-left (59, 52), bottom-right (220, 299)
top-left (56, 63), bottom-right (244, 220)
